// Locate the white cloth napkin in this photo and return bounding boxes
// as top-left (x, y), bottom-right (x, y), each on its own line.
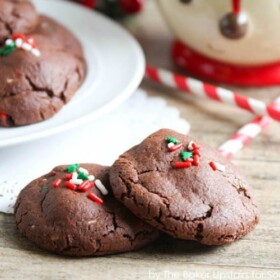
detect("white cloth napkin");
top-left (0, 89), bottom-right (190, 213)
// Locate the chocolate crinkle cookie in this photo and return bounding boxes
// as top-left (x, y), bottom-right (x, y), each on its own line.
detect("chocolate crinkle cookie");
top-left (110, 129), bottom-right (259, 245)
top-left (14, 164), bottom-right (159, 257)
top-left (0, 0), bottom-right (86, 127)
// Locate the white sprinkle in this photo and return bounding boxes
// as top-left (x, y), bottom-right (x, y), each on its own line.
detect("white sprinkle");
top-left (5, 39), bottom-right (13, 46)
top-left (15, 38), bottom-right (23, 48)
top-left (88, 175), bottom-right (95, 181)
top-left (72, 172), bottom-right (78, 180)
top-left (167, 142), bottom-right (175, 148)
top-left (70, 178), bottom-right (83, 185)
top-left (31, 48), bottom-right (41, 57)
top-left (22, 43), bottom-right (32, 51)
top-left (87, 220), bottom-right (97, 225)
top-left (215, 162), bottom-right (226, 172)
top-left (188, 141), bottom-right (195, 150)
top-left (79, 167), bottom-right (89, 175)
top-left (95, 179), bottom-right (108, 196)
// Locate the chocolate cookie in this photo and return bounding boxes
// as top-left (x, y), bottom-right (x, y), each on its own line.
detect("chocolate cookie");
top-left (0, 0), bottom-right (38, 43)
top-left (0, 15), bottom-right (86, 127)
top-left (33, 15), bottom-right (85, 61)
top-left (14, 164), bottom-right (158, 256)
top-left (110, 129), bottom-right (259, 245)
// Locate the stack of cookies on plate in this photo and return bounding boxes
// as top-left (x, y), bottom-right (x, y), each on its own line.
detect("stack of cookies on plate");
top-left (15, 129), bottom-right (259, 256)
top-left (0, 0), bottom-right (86, 127)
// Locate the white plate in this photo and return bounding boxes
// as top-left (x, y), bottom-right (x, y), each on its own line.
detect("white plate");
top-left (0, 0), bottom-right (145, 148)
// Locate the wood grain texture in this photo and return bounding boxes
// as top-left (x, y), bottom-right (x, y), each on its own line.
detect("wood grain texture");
top-left (1, 1), bottom-right (280, 279)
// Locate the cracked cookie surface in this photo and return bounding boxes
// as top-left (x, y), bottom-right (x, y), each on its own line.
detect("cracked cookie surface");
top-left (14, 164), bottom-right (159, 257)
top-left (0, 0), bottom-right (38, 43)
top-left (110, 129), bottom-right (259, 245)
top-left (0, 14), bottom-right (86, 127)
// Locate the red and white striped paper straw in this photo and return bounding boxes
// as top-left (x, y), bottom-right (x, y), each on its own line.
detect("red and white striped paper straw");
top-left (218, 97), bottom-right (280, 159)
top-left (145, 66), bottom-right (280, 122)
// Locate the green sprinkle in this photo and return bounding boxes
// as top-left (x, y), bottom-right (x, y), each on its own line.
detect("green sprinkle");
top-left (0, 44), bottom-right (16, 56)
top-left (180, 151), bottom-right (193, 161)
top-left (78, 172), bottom-right (88, 180)
top-left (166, 136), bottom-right (180, 144)
top-left (40, 186), bottom-right (48, 193)
top-left (66, 164), bottom-right (79, 173)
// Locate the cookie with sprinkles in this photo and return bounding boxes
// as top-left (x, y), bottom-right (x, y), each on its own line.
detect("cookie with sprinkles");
top-left (110, 129), bottom-right (259, 245)
top-left (0, 3), bottom-right (86, 127)
top-left (14, 164), bottom-right (159, 257)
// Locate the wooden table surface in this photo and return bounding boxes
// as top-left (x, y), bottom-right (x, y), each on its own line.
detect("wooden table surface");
top-left (1, 2), bottom-right (280, 279)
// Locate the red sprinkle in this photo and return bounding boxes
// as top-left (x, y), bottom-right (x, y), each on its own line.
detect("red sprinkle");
top-left (0, 112), bottom-right (7, 120)
top-left (169, 143), bottom-right (183, 152)
top-left (65, 173), bottom-right (72, 180)
top-left (193, 149), bottom-right (201, 156)
top-left (87, 192), bottom-right (103, 204)
top-left (27, 38), bottom-right (37, 49)
top-left (11, 33), bottom-right (25, 40)
top-left (185, 158), bottom-right (194, 163)
top-left (192, 143), bottom-right (200, 150)
top-left (193, 155), bottom-right (200, 166)
top-left (209, 161), bottom-right (217, 171)
top-left (78, 181), bottom-right (94, 192)
top-left (15, 69), bottom-right (22, 75)
top-left (53, 178), bottom-right (62, 188)
top-left (173, 162), bottom-right (192, 168)
top-left (65, 181), bottom-right (77, 191)
top-left (27, 37), bottom-right (34, 45)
